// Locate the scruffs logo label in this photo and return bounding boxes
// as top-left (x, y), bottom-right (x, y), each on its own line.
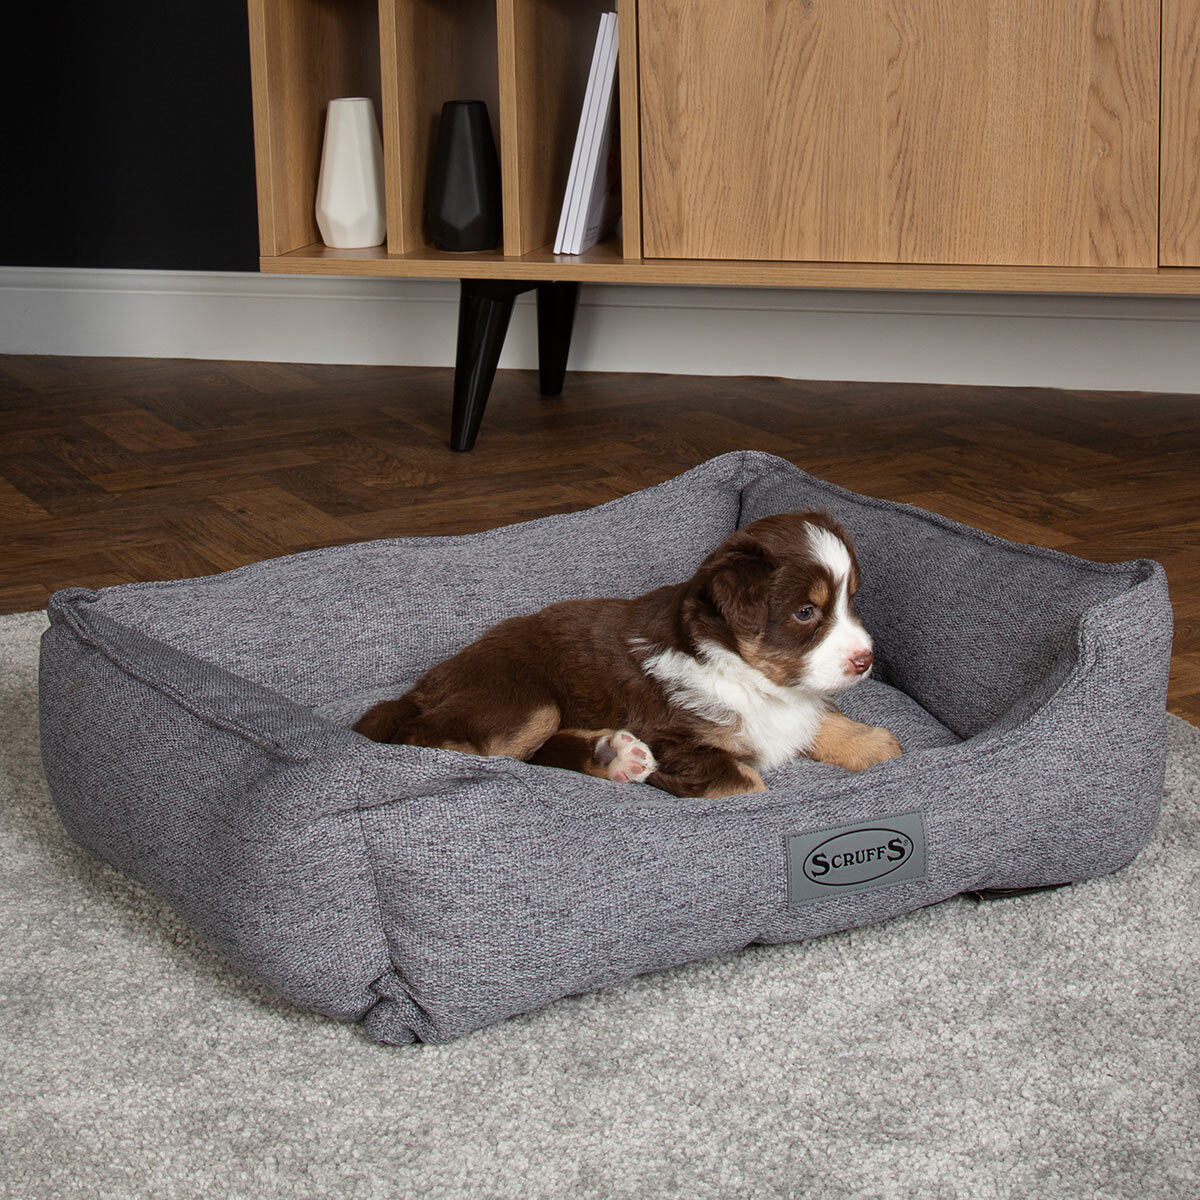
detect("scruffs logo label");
top-left (804, 829), bottom-right (914, 885)
top-left (787, 812), bottom-right (926, 905)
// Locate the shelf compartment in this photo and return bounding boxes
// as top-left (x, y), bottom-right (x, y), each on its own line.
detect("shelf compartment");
top-left (496, 0), bottom-right (613, 257)
top-left (248, 0), bottom-right (383, 257)
top-left (379, 0), bottom-right (500, 255)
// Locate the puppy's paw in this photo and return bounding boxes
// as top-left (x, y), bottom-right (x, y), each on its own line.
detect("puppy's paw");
top-left (809, 712), bottom-right (903, 771)
top-left (594, 729), bottom-right (657, 783)
top-left (853, 725), bottom-right (903, 770)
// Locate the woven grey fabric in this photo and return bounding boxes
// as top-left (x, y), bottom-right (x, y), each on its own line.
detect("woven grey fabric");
top-left (38, 451), bottom-right (1172, 1044)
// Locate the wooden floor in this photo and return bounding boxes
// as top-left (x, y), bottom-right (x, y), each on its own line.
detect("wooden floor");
top-left (1, 354), bottom-right (1197, 721)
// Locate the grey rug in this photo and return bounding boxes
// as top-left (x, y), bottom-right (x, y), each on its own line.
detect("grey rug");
top-left (2, 609), bottom-right (1197, 1200)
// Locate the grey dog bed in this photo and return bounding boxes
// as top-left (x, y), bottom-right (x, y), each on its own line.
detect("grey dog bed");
top-left (39, 451), bottom-right (1172, 1045)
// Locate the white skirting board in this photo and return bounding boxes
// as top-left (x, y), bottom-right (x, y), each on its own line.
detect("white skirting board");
top-left (2, 265), bottom-right (1200, 394)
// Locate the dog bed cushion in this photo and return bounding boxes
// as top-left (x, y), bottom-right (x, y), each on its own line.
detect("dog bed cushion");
top-left (39, 451), bottom-right (1172, 1044)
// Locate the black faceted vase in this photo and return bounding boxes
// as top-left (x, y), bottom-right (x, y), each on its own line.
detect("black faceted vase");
top-left (425, 100), bottom-right (502, 252)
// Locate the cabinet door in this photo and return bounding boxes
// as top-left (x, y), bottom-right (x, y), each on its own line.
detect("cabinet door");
top-left (638, 0), bottom-right (1160, 267)
top-left (1162, 0), bottom-right (1200, 265)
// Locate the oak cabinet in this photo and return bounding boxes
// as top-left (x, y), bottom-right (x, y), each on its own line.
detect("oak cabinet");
top-left (247, 0), bottom-right (1200, 451)
top-left (246, 0), bottom-right (1200, 451)
top-left (250, 0), bottom-right (1200, 285)
top-left (638, 0), bottom-right (1161, 268)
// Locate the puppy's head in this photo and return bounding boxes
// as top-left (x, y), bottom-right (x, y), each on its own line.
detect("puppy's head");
top-left (692, 512), bottom-right (874, 694)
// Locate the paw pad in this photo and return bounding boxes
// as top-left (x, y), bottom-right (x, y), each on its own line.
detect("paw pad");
top-left (597, 730), bottom-right (657, 783)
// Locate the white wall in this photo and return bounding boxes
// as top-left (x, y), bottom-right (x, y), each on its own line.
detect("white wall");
top-left (3, 265), bottom-right (1199, 394)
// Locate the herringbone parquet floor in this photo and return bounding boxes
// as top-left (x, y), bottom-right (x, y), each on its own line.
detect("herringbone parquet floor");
top-left (1, 354), bottom-right (1197, 720)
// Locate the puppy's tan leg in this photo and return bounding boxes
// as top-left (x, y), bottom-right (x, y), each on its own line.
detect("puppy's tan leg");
top-left (647, 744), bottom-right (767, 799)
top-left (807, 709), bottom-right (902, 771)
top-left (355, 694), bottom-right (560, 760)
top-left (530, 729), bottom-right (657, 783)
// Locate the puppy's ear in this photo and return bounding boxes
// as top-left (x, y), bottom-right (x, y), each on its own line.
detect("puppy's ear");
top-left (703, 543), bottom-right (775, 635)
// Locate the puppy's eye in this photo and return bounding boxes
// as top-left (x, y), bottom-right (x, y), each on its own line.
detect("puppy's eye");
top-left (794, 606), bottom-right (816, 622)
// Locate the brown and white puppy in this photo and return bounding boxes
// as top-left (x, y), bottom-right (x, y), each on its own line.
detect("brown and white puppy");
top-left (354, 512), bottom-right (902, 797)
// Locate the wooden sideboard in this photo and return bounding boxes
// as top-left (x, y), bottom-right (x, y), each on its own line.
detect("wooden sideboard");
top-left (248, 0), bottom-right (1200, 448)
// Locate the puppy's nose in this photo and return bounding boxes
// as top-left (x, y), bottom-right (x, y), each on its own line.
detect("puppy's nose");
top-left (848, 650), bottom-right (874, 675)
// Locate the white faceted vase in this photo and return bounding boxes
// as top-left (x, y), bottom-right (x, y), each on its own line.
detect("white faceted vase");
top-left (315, 98), bottom-right (387, 249)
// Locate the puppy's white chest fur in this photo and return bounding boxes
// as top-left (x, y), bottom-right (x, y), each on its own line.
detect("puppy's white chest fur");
top-left (639, 640), bottom-right (828, 771)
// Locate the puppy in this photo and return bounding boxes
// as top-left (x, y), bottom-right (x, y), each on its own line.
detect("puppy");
top-left (354, 512), bottom-right (902, 797)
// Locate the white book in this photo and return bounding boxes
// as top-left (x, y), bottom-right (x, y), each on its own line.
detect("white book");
top-left (567, 16), bottom-right (620, 254)
top-left (554, 14), bottom-right (613, 255)
top-left (564, 13), bottom-right (618, 254)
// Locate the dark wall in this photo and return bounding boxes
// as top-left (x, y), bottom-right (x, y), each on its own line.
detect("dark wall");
top-left (1, 2), bottom-right (260, 272)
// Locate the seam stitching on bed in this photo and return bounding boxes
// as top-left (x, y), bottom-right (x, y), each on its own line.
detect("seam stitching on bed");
top-left (53, 601), bottom-right (309, 761)
top-left (351, 762), bottom-right (405, 984)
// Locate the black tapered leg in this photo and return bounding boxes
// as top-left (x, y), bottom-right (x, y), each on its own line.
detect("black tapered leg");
top-left (451, 279), bottom-right (533, 452)
top-left (450, 277), bottom-right (576, 451)
top-left (536, 281), bottom-right (580, 396)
